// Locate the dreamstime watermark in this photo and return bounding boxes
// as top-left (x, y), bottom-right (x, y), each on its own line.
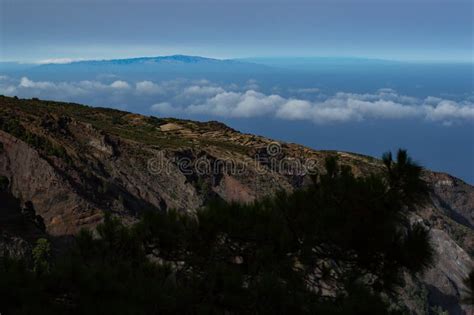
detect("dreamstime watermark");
top-left (147, 142), bottom-right (320, 177)
top-left (266, 142), bottom-right (282, 156)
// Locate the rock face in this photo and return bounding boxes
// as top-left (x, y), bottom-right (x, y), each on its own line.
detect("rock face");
top-left (423, 229), bottom-right (472, 314)
top-left (0, 130), bottom-right (102, 235)
top-left (429, 172), bottom-right (474, 230)
top-left (0, 96), bottom-right (472, 314)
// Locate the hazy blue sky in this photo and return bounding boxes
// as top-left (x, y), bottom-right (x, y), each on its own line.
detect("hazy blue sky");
top-left (1, 0), bottom-right (473, 62)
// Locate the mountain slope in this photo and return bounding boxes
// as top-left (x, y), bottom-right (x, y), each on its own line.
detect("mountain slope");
top-left (0, 96), bottom-right (472, 314)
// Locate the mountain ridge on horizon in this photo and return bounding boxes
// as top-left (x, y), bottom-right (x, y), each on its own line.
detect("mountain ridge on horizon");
top-left (0, 55), bottom-right (250, 66)
top-left (46, 54), bottom-right (241, 65)
top-left (6, 54), bottom-right (470, 66)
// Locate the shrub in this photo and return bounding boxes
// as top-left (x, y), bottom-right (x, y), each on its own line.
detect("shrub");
top-left (32, 238), bottom-right (51, 275)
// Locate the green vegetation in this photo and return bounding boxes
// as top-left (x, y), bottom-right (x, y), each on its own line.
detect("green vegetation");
top-left (0, 96), bottom-right (248, 153)
top-left (0, 115), bottom-right (69, 159)
top-left (0, 150), bottom-right (434, 314)
top-left (200, 139), bottom-right (249, 155)
top-left (32, 239), bottom-right (51, 275)
top-left (404, 282), bottom-right (429, 314)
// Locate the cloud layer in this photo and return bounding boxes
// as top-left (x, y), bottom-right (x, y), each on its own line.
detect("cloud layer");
top-left (1, 76), bottom-right (473, 125)
top-left (151, 86), bottom-right (474, 125)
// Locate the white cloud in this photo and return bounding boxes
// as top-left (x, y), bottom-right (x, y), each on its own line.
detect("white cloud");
top-left (19, 77), bottom-right (56, 89)
top-left (2, 77), bottom-right (135, 101)
top-left (166, 88), bottom-right (474, 125)
top-left (312, 106), bottom-right (359, 123)
top-left (76, 80), bottom-right (108, 90)
top-left (276, 99), bottom-right (313, 120)
top-left (346, 99), bottom-right (421, 119)
top-left (188, 90), bottom-right (285, 118)
top-left (16, 77), bottom-right (131, 94)
top-left (424, 100), bottom-right (474, 122)
top-left (3, 76), bottom-right (472, 125)
top-left (0, 85), bottom-right (17, 96)
top-left (36, 58), bottom-right (85, 64)
top-left (183, 85), bottom-right (225, 96)
top-left (136, 81), bottom-right (165, 94)
top-left (110, 80), bottom-right (130, 89)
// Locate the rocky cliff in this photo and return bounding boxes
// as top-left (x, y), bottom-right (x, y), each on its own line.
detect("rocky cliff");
top-left (0, 96), bottom-right (472, 314)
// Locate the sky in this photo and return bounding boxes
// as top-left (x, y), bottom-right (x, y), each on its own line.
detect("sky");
top-left (1, 0), bottom-right (473, 62)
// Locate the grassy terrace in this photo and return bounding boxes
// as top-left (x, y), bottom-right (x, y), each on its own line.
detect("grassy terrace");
top-left (0, 96), bottom-right (249, 154)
